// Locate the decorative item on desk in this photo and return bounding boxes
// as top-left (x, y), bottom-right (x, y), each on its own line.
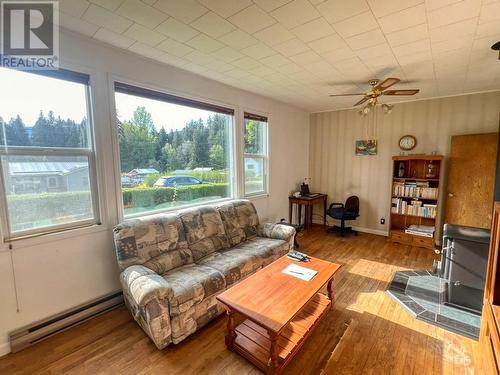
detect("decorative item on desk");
top-left (300, 177), bottom-right (311, 196)
top-left (355, 139), bottom-right (377, 155)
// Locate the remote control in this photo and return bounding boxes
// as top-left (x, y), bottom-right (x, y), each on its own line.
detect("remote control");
top-left (287, 250), bottom-right (310, 262)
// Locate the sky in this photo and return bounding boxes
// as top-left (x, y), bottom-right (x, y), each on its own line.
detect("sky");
top-left (0, 67), bottom-right (215, 130)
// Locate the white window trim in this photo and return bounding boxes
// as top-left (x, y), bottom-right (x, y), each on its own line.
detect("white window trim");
top-left (108, 74), bottom-right (240, 221)
top-left (0, 69), bottom-right (102, 242)
top-left (243, 111), bottom-right (269, 198)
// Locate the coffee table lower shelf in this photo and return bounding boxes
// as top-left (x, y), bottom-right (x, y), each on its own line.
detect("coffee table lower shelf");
top-left (232, 293), bottom-right (331, 374)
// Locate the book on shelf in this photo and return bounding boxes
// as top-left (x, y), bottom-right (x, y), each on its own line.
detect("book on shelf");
top-left (404, 224), bottom-right (435, 238)
top-left (391, 198), bottom-right (437, 218)
top-left (393, 181), bottom-right (438, 199)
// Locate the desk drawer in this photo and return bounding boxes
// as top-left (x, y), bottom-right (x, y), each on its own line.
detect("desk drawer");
top-left (390, 231), bottom-right (411, 244)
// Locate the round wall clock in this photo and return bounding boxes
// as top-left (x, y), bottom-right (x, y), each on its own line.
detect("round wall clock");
top-left (399, 135), bottom-right (417, 151)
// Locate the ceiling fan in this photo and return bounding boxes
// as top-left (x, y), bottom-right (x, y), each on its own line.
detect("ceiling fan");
top-left (329, 77), bottom-right (420, 107)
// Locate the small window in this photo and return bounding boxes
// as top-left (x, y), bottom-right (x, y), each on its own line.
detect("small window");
top-left (0, 67), bottom-right (99, 238)
top-left (243, 113), bottom-right (268, 196)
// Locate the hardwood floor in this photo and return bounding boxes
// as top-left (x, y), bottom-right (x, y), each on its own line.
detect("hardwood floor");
top-left (0, 227), bottom-right (494, 374)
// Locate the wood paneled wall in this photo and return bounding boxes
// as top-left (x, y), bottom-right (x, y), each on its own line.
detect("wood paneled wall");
top-left (309, 91), bottom-right (500, 236)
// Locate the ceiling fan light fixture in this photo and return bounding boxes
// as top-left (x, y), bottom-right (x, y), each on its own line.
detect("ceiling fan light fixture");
top-left (492, 41), bottom-right (500, 60)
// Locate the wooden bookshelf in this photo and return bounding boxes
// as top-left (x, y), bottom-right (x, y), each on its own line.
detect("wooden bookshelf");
top-left (389, 155), bottom-right (443, 249)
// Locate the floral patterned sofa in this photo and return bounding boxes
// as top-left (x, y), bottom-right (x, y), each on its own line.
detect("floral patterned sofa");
top-left (113, 199), bottom-right (295, 349)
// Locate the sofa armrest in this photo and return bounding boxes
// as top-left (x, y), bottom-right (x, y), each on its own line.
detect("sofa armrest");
top-left (259, 223), bottom-right (296, 242)
top-left (120, 265), bottom-right (173, 307)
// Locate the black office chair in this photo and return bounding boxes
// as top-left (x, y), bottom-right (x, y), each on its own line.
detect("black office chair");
top-left (326, 196), bottom-right (360, 237)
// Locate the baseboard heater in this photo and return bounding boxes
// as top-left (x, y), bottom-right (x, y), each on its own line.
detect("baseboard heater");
top-left (9, 291), bottom-right (123, 353)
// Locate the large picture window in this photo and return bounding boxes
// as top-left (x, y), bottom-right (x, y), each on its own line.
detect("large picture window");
top-left (0, 67), bottom-right (99, 238)
top-left (244, 112), bottom-right (268, 196)
top-left (114, 82), bottom-right (234, 217)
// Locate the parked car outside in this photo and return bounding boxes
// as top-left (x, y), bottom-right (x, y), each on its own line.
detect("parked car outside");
top-left (153, 175), bottom-right (206, 188)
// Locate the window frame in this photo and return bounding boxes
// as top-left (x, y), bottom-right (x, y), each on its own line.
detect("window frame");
top-left (111, 78), bottom-right (238, 220)
top-left (0, 68), bottom-right (101, 241)
top-left (243, 111), bottom-right (269, 198)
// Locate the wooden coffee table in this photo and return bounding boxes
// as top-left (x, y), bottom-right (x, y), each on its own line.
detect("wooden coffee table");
top-left (216, 255), bottom-right (341, 375)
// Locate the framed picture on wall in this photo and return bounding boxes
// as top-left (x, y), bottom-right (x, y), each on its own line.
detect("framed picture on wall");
top-left (355, 140), bottom-right (377, 155)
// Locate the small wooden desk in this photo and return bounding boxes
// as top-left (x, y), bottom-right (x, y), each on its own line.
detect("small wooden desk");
top-left (288, 194), bottom-right (328, 229)
top-left (217, 255), bottom-right (341, 375)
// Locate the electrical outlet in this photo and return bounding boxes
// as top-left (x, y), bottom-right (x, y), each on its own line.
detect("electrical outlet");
top-left (380, 218), bottom-right (385, 225)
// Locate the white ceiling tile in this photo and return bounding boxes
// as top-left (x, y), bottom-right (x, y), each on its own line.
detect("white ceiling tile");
top-left (270, 0), bottom-right (320, 29)
top-left (402, 62), bottom-right (435, 80)
top-left (128, 42), bottom-right (163, 58)
top-left (214, 47), bottom-right (245, 62)
top-left (228, 5), bottom-right (276, 34)
top-left (89, 0), bottom-right (124, 12)
top-left (429, 18), bottom-right (477, 44)
top-left (93, 27), bottom-right (134, 48)
top-left (82, 4), bottom-right (133, 33)
top-left (252, 0), bottom-right (293, 12)
top-left (142, 0), bottom-right (156, 5)
top-left (273, 38), bottom-right (309, 57)
top-left (433, 48), bottom-right (470, 68)
top-left (60, 0), bottom-right (90, 18)
top-left (432, 35), bottom-right (474, 54)
top-left (321, 47), bottom-right (357, 63)
top-left (232, 57), bottom-right (261, 70)
top-left (378, 4), bottom-right (426, 34)
top-left (155, 18), bottom-right (199, 42)
top-left (345, 28), bottom-right (385, 50)
top-left (289, 50), bottom-right (322, 65)
top-left (308, 34), bottom-right (348, 54)
top-left (184, 50), bottom-right (216, 64)
top-left (279, 62), bottom-right (303, 74)
top-left (198, 0), bottom-right (252, 18)
top-left (155, 53), bottom-right (189, 67)
top-left (185, 34), bottom-right (224, 53)
top-left (157, 38), bottom-right (194, 57)
top-left (334, 11), bottom-right (379, 38)
top-left (219, 29), bottom-right (259, 49)
top-left (392, 39), bottom-right (430, 57)
top-left (225, 68), bottom-right (252, 79)
top-left (316, 0), bottom-right (369, 23)
top-left (425, 0), bottom-right (462, 11)
top-left (480, 1), bottom-right (500, 22)
top-left (116, 0), bottom-right (166, 28)
top-left (386, 24), bottom-right (428, 46)
top-left (153, 0), bottom-right (208, 24)
top-left (471, 34), bottom-right (500, 52)
top-left (204, 59), bottom-right (234, 73)
top-left (362, 53), bottom-right (399, 70)
top-left (241, 43), bottom-right (276, 59)
top-left (292, 18), bottom-right (335, 43)
top-left (190, 12), bottom-right (236, 38)
top-left (254, 24), bottom-right (295, 46)
top-left (395, 49), bottom-right (432, 65)
top-left (367, 0), bottom-right (423, 18)
top-left (333, 57), bottom-right (371, 75)
top-left (260, 54), bottom-right (292, 67)
top-left (60, 12), bottom-right (99, 37)
top-left (123, 23), bottom-right (166, 46)
top-left (355, 43), bottom-right (393, 60)
top-left (248, 65), bottom-right (277, 77)
top-left (427, 0), bottom-right (481, 29)
top-left (476, 20), bottom-right (500, 38)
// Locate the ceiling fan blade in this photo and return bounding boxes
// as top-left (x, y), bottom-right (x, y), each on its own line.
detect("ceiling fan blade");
top-left (354, 96), bottom-right (369, 106)
top-left (329, 93), bottom-right (365, 97)
top-left (374, 77), bottom-right (400, 91)
top-left (383, 89), bottom-right (420, 95)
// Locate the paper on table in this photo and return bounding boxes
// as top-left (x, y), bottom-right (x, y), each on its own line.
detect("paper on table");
top-left (282, 264), bottom-right (317, 281)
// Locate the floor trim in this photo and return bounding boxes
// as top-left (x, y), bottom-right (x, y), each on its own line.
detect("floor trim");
top-left (0, 340), bottom-right (11, 357)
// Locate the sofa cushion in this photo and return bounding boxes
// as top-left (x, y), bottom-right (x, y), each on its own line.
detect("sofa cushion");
top-left (162, 264), bottom-right (226, 316)
top-left (231, 237), bottom-right (289, 266)
top-left (196, 249), bottom-right (262, 286)
top-left (113, 213), bottom-right (191, 271)
top-left (179, 205), bottom-right (229, 261)
top-left (216, 200), bottom-right (260, 246)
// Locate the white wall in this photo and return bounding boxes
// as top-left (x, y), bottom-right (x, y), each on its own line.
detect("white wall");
top-left (0, 31), bottom-right (310, 355)
top-left (309, 92), bottom-right (500, 236)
